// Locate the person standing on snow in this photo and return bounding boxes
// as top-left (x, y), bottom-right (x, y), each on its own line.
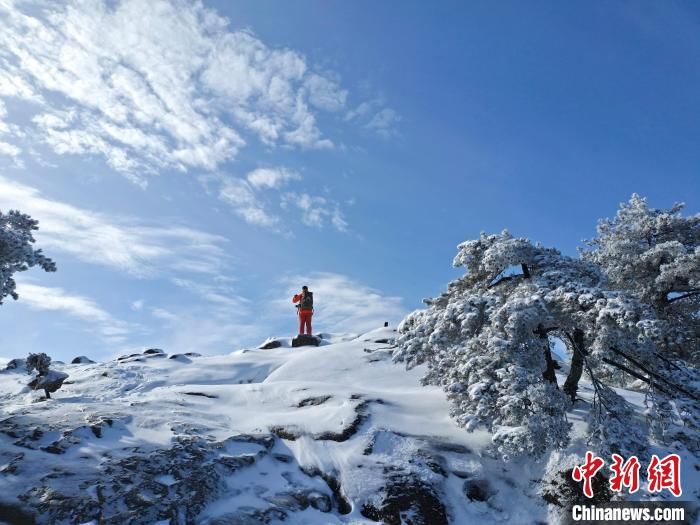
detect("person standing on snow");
top-left (292, 285), bottom-right (314, 336)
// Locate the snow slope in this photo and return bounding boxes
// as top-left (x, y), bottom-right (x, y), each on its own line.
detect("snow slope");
top-left (0, 327), bottom-right (697, 524)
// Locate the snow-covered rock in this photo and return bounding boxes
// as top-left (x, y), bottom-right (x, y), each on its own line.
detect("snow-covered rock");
top-left (0, 327), bottom-right (697, 524)
top-left (291, 334), bottom-right (321, 347)
top-left (4, 358), bottom-right (25, 370)
top-left (71, 356), bottom-right (95, 364)
top-left (28, 369), bottom-right (69, 398)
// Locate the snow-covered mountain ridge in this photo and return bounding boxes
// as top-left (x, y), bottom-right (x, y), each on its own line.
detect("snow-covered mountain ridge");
top-left (0, 327), bottom-right (696, 524)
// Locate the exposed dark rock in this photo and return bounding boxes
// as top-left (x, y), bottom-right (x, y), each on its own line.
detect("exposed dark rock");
top-left (20, 433), bottom-right (276, 524)
top-left (0, 501), bottom-right (38, 525)
top-left (117, 353), bottom-right (142, 361)
top-left (301, 467), bottom-right (351, 515)
top-left (297, 395), bottom-right (331, 407)
top-left (541, 467), bottom-right (613, 508)
top-left (5, 358), bottom-right (26, 370)
top-left (463, 478), bottom-right (495, 502)
top-left (85, 417), bottom-right (114, 439)
top-left (272, 453), bottom-right (293, 463)
top-left (307, 490), bottom-right (332, 512)
top-left (314, 400), bottom-right (369, 442)
top-left (169, 354), bottom-right (191, 362)
top-left (143, 348), bottom-right (164, 355)
top-left (0, 452), bottom-right (25, 474)
top-left (291, 335), bottom-right (320, 347)
top-left (184, 392), bottom-right (218, 399)
top-left (413, 449), bottom-right (448, 477)
top-left (203, 507), bottom-right (288, 525)
top-left (269, 426), bottom-right (301, 441)
top-left (431, 441), bottom-right (471, 454)
top-left (361, 470), bottom-right (448, 525)
top-left (71, 356), bottom-right (95, 364)
top-left (259, 339), bottom-right (282, 350)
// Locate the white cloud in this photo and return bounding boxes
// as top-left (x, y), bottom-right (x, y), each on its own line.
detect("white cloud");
top-left (246, 167), bottom-right (300, 189)
top-left (16, 283), bottom-right (129, 342)
top-left (0, 141), bottom-right (21, 157)
top-left (150, 306), bottom-right (179, 323)
top-left (0, 100), bottom-right (21, 156)
top-left (131, 299), bottom-right (144, 311)
top-left (281, 192), bottom-right (349, 232)
top-left (346, 98), bottom-right (400, 138)
top-left (0, 177), bottom-right (230, 277)
top-left (203, 170), bottom-right (349, 234)
top-left (171, 277), bottom-right (246, 309)
top-left (304, 73), bottom-right (348, 112)
top-left (0, 0), bottom-right (350, 180)
top-left (273, 272), bottom-right (406, 334)
top-left (366, 107), bottom-right (401, 138)
top-left (217, 176), bottom-right (280, 229)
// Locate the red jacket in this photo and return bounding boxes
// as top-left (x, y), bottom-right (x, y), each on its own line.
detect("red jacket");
top-left (293, 293), bottom-right (313, 312)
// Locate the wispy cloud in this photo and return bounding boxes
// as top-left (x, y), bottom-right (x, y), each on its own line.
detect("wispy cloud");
top-left (202, 167), bottom-right (349, 234)
top-left (0, 177), bottom-right (230, 277)
top-left (281, 192), bottom-right (349, 232)
top-left (273, 272), bottom-right (406, 334)
top-left (0, 99), bottom-right (22, 161)
top-left (366, 108), bottom-right (401, 138)
top-left (216, 175), bottom-right (280, 229)
top-left (16, 283), bottom-right (130, 343)
top-left (171, 277), bottom-right (247, 309)
top-left (246, 167), bottom-right (300, 189)
top-left (0, 0), bottom-right (351, 181)
top-left (345, 98), bottom-right (401, 138)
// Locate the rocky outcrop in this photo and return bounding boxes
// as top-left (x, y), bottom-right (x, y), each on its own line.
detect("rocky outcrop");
top-left (4, 423), bottom-right (343, 525)
top-left (28, 370), bottom-right (68, 399)
top-left (71, 356), bottom-right (95, 364)
top-left (259, 339), bottom-right (282, 350)
top-left (5, 358), bottom-right (26, 370)
top-left (291, 335), bottom-right (320, 347)
top-left (361, 468), bottom-right (448, 525)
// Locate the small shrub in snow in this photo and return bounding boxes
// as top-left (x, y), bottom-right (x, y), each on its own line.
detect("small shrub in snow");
top-left (26, 352), bottom-right (68, 399)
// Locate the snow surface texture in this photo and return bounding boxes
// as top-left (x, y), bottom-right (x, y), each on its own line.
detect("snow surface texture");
top-left (0, 327), bottom-right (697, 524)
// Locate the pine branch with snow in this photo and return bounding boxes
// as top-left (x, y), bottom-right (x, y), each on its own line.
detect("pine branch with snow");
top-left (0, 209), bottom-right (56, 304)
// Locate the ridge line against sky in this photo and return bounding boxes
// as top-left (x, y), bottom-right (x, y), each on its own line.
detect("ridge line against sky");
top-left (1, 0), bottom-right (699, 361)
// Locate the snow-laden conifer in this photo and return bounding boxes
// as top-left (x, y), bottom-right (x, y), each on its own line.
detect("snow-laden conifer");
top-left (582, 194), bottom-right (700, 364)
top-left (0, 209), bottom-right (56, 304)
top-left (394, 228), bottom-right (698, 459)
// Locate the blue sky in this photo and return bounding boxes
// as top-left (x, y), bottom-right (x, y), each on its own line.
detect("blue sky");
top-left (1, 0), bottom-right (698, 362)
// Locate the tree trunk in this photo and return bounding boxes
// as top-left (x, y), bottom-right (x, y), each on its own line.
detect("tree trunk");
top-left (538, 330), bottom-right (558, 387)
top-left (521, 263), bottom-right (531, 279)
top-left (533, 324), bottom-right (558, 387)
top-left (563, 329), bottom-right (585, 402)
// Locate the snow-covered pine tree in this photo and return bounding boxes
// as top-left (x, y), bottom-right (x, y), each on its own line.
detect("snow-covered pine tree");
top-left (582, 194), bottom-right (700, 365)
top-left (394, 229), bottom-right (697, 459)
top-left (0, 209), bottom-right (56, 304)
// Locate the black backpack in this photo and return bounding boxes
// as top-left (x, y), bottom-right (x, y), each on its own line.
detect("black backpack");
top-left (301, 292), bottom-right (313, 310)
